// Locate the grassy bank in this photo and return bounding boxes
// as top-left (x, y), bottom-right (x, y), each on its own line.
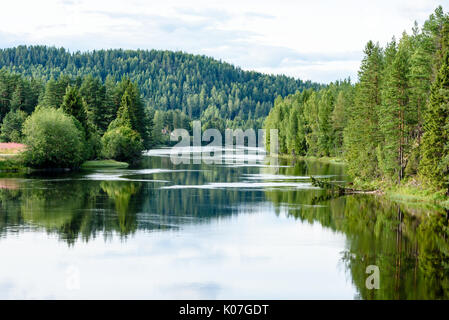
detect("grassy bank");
top-left (385, 184), bottom-right (449, 209)
top-left (284, 153), bottom-right (449, 209)
top-left (81, 160), bottom-right (129, 169)
top-left (0, 158), bottom-right (29, 173)
top-left (351, 178), bottom-right (449, 209)
top-left (278, 153), bottom-right (345, 165)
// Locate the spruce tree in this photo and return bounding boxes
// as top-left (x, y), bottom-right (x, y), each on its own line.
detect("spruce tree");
top-left (420, 23), bottom-right (449, 191)
top-left (331, 90), bottom-right (349, 156)
top-left (61, 85), bottom-right (88, 130)
top-left (80, 75), bottom-right (108, 134)
top-left (344, 41), bottom-right (383, 180)
top-left (42, 76), bottom-right (71, 108)
top-left (317, 88), bottom-right (334, 156)
top-left (409, 43), bottom-right (433, 142)
top-left (116, 90), bottom-right (137, 129)
top-left (378, 37), bottom-right (410, 182)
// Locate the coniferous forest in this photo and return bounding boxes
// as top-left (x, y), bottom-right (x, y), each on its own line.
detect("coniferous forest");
top-left (1, 6), bottom-right (449, 194)
top-left (1, 1), bottom-right (449, 302)
top-left (265, 6), bottom-right (449, 194)
top-left (0, 46), bottom-right (321, 143)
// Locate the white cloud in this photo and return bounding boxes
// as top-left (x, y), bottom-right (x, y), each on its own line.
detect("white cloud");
top-left (0, 0), bottom-right (444, 83)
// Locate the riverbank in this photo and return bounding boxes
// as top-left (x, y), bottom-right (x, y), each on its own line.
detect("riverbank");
top-left (0, 158), bottom-right (129, 173)
top-left (81, 160), bottom-right (129, 169)
top-left (351, 178), bottom-right (449, 209)
top-left (0, 158), bottom-right (29, 173)
top-left (278, 153), bottom-right (345, 165)
top-left (282, 153), bottom-right (449, 209)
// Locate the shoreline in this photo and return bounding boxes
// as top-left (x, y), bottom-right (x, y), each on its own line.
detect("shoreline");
top-left (282, 154), bottom-right (449, 209)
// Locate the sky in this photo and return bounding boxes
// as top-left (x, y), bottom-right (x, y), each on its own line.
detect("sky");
top-left (0, 0), bottom-right (445, 83)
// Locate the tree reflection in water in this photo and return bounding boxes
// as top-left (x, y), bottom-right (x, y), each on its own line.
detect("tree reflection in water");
top-left (0, 154), bottom-right (448, 299)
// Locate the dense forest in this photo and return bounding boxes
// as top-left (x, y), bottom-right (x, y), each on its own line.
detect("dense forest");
top-left (265, 6), bottom-right (449, 193)
top-left (0, 70), bottom-right (149, 167)
top-left (0, 46), bottom-right (321, 138)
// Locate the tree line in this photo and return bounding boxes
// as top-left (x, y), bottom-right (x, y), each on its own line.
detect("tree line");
top-left (0, 70), bottom-right (150, 167)
top-left (264, 6), bottom-right (449, 192)
top-left (0, 45), bottom-right (322, 129)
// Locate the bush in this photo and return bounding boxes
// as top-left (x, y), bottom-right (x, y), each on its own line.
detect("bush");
top-left (0, 110), bottom-right (28, 142)
top-left (101, 126), bottom-right (143, 162)
top-left (22, 107), bottom-right (86, 168)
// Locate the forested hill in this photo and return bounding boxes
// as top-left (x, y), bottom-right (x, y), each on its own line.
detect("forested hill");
top-left (264, 6), bottom-right (449, 193)
top-left (0, 46), bottom-right (321, 121)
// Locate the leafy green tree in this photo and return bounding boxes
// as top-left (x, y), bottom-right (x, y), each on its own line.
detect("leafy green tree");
top-left (22, 107), bottom-right (86, 168)
top-left (101, 126), bottom-right (143, 162)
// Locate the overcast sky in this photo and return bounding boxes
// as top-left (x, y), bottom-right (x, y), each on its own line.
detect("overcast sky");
top-left (0, 0), bottom-right (445, 83)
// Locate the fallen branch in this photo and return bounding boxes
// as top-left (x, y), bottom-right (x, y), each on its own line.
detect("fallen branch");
top-left (310, 176), bottom-right (378, 195)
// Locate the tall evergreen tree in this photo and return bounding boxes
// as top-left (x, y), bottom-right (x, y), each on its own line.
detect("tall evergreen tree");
top-left (80, 75), bottom-right (108, 134)
top-left (378, 37), bottom-right (411, 182)
top-left (41, 75), bottom-right (71, 108)
top-left (409, 42), bottom-right (434, 142)
top-left (60, 85), bottom-right (88, 131)
top-left (116, 89), bottom-right (137, 129)
top-left (420, 23), bottom-right (449, 191)
top-left (317, 88), bottom-right (334, 156)
top-left (344, 41), bottom-right (384, 180)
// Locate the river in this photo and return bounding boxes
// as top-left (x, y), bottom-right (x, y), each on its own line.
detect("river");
top-left (0, 147), bottom-right (447, 299)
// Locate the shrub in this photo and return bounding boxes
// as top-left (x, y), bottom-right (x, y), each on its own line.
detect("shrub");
top-left (101, 126), bottom-right (143, 162)
top-left (22, 107), bottom-right (86, 168)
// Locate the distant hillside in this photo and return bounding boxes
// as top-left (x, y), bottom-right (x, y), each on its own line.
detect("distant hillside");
top-left (0, 46), bottom-right (322, 121)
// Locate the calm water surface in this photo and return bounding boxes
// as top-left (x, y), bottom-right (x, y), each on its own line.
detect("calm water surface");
top-left (0, 147), bottom-right (448, 299)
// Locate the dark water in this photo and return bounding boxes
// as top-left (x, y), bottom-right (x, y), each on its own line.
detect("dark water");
top-left (0, 147), bottom-right (448, 299)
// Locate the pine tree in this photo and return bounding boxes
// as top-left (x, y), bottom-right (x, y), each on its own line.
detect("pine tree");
top-left (303, 92), bottom-right (320, 155)
top-left (61, 85), bottom-right (88, 130)
top-left (317, 88), bottom-right (334, 156)
top-left (420, 23), bottom-right (449, 191)
top-left (80, 75), bottom-right (108, 134)
top-left (286, 100), bottom-right (300, 156)
top-left (10, 82), bottom-right (24, 111)
top-left (331, 90), bottom-right (349, 156)
top-left (344, 41), bottom-right (383, 180)
top-left (378, 37), bottom-right (411, 182)
top-left (409, 38), bottom-right (434, 142)
top-left (42, 76), bottom-right (71, 108)
top-left (116, 90), bottom-right (137, 129)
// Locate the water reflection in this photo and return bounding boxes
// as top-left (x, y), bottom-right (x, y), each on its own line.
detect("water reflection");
top-left (0, 148), bottom-right (448, 299)
top-left (265, 162), bottom-right (449, 299)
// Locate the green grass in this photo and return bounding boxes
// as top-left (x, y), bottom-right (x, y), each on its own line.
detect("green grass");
top-left (0, 158), bottom-right (28, 172)
top-left (352, 177), bottom-right (449, 209)
top-left (385, 184), bottom-right (449, 208)
top-left (81, 160), bottom-right (129, 169)
top-left (278, 153), bottom-right (345, 165)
